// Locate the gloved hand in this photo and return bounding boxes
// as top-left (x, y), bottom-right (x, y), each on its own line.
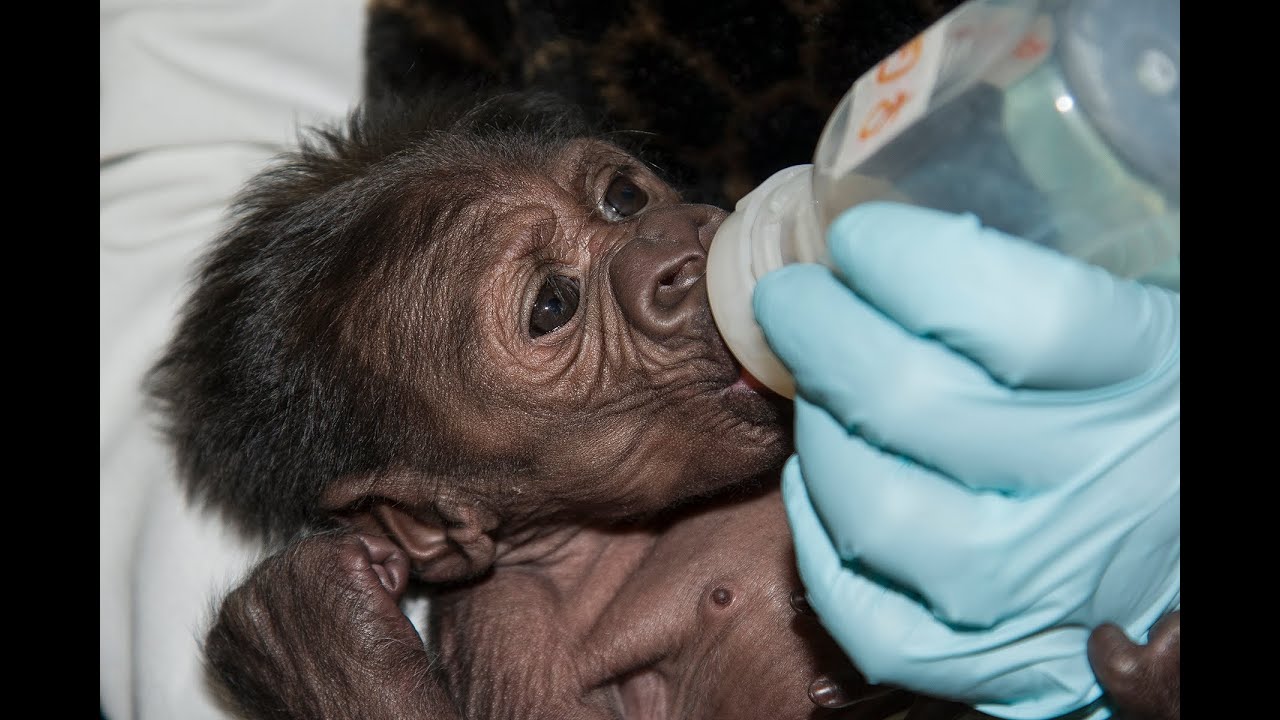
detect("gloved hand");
top-left (753, 202), bottom-right (1179, 720)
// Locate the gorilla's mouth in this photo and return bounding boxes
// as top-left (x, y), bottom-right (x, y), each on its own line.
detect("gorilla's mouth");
top-left (685, 304), bottom-right (789, 429)
top-left (714, 355), bottom-right (791, 435)
top-left (732, 364), bottom-right (780, 397)
top-left (681, 264), bottom-right (790, 435)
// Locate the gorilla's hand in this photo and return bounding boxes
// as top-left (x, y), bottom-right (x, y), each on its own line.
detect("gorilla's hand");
top-left (1089, 611), bottom-right (1180, 720)
top-left (205, 532), bottom-right (457, 720)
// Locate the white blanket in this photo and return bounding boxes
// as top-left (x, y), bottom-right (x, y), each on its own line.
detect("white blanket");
top-left (100, 2), bottom-right (364, 717)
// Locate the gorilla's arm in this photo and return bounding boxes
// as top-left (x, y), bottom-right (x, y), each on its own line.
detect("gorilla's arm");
top-left (205, 533), bottom-right (458, 720)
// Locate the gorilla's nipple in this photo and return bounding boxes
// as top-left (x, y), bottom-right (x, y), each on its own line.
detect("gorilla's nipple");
top-left (701, 585), bottom-right (737, 616)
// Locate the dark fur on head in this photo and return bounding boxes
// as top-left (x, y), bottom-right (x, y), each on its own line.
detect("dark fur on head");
top-left (146, 88), bottom-right (598, 543)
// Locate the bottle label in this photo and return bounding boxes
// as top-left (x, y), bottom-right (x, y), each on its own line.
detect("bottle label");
top-left (984, 14), bottom-right (1056, 90)
top-left (831, 3), bottom-right (1044, 179)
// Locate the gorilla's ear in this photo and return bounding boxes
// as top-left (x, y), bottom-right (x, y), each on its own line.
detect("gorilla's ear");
top-left (322, 474), bottom-right (499, 583)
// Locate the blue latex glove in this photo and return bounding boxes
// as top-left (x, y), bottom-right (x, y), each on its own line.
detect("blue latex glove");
top-left (753, 202), bottom-right (1179, 720)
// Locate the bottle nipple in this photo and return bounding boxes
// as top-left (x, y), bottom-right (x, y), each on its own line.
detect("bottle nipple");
top-left (706, 165), bottom-right (819, 399)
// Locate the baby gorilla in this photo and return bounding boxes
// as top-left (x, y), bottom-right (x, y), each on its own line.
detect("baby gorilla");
top-left (147, 89), bottom-right (790, 584)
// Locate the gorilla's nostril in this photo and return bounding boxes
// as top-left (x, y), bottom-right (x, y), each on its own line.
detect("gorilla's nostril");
top-left (654, 253), bottom-right (705, 306)
top-left (674, 254), bottom-right (705, 283)
top-left (660, 261), bottom-right (699, 287)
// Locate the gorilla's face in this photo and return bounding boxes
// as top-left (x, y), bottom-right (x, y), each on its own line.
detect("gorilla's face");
top-left (447, 139), bottom-right (789, 521)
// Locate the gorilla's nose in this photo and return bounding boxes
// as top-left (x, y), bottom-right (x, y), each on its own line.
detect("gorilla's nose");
top-left (610, 204), bottom-right (726, 341)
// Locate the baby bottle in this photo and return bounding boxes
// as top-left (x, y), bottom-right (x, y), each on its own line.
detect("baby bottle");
top-left (706, 0), bottom-right (1180, 399)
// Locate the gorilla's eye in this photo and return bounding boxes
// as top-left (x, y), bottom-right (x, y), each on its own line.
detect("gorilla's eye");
top-left (601, 175), bottom-right (649, 221)
top-left (529, 275), bottom-right (581, 338)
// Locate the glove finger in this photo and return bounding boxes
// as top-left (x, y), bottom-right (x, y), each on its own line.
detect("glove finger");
top-left (757, 265), bottom-right (1170, 495)
top-left (783, 459), bottom-right (917, 673)
top-left (786, 468), bottom-right (1106, 718)
top-left (782, 456), bottom-right (854, 614)
top-left (825, 202), bottom-right (1179, 390)
top-left (784, 466), bottom-right (1027, 700)
top-left (792, 398), bottom-right (1033, 628)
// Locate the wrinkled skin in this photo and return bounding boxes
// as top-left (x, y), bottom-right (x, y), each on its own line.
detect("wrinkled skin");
top-left (419, 138), bottom-right (788, 522)
top-left (319, 136), bottom-right (794, 583)
top-left (317, 135), bottom-right (796, 585)
top-left (209, 485), bottom-right (1179, 720)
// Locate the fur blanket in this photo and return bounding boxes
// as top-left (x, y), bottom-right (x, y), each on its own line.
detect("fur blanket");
top-left (364, 0), bottom-right (961, 206)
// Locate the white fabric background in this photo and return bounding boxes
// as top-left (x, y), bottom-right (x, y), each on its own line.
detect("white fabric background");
top-left (100, 1), bottom-right (365, 717)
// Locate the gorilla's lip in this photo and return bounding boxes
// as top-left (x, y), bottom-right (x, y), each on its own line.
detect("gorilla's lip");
top-left (732, 364), bottom-right (781, 398)
top-left (686, 279), bottom-right (787, 428)
top-left (713, 353), bottom-right (790, 431)
top-left (697, 314), bottom-right (778, 402)
top-left (700, 323), bottom-right (773, 397)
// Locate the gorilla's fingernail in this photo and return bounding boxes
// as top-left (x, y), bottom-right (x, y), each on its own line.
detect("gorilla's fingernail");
top-left (790, 589), bottom-right (814, 615)
top-left (808, 676), bottom-right (853, 708)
